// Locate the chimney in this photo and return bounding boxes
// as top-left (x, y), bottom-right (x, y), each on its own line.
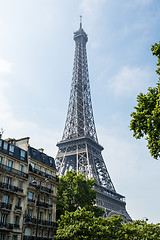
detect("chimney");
top-left (38, 148), bottom-right (44, 153)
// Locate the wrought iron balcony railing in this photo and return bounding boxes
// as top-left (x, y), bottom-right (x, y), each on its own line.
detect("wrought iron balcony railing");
top-left (36, 201), bottom-right (51, 208)
top-left (15, 205), bottom-right (22, 210)
top-left (0, 181), bottom-right (23, 193)
top-left (29, 182), bottom-right (53, 194)
top-left (28, 198), bottom-right (35, 204)
top-left (14, 223), bottom-right (20, 228)
top-left (23, 236), bottom-right (52, 240)
top-left (0, 202), bottom-right (12, 210)
top-left (24, 216), bottom-right (57, 228)
top-left (0, 163), bottom-right (28, 179)
top-left (29, 164), bottom-right (59, 182)
top-left (0, 222), bottom-right (13, 229)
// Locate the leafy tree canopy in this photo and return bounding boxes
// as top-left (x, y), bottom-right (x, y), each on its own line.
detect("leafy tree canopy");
top-left (55, 208), bottom-right (160, 240)
top-left (130, 42), bottom-right (160, 159)
top-left (56, 170), bottom-right (104, 220)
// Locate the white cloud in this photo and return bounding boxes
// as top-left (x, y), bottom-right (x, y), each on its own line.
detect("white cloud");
top-left (0, 59), bottom-right (13, 74)
top-left (107, 66), bottom-right (151, 97)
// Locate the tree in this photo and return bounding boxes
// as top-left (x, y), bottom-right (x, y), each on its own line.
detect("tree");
top-left (130, 42), bottom-right (160, 159)
top-left (55, 208), bottom-right (125, 240)
top-left (55, 208), bottom-right (160, 240)
top-left (56, 170), bottom-right (104, 220)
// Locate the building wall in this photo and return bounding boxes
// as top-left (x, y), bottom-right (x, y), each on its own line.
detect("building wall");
top-left (0, 137), bottom-right (58, 240)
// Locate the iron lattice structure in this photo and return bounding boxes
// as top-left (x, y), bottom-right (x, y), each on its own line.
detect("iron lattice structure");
top-left (55, 22), bottom-right (131, 221)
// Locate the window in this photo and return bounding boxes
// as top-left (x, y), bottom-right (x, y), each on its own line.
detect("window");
top-left (14, 216), bottom-right (19, 225)
top-left (20, 150), bottom-right (26, 160)
top-left (43, 181), bottom-right (47, 188)
top-left (50, 171), bottom-right (53, 176)
top-left (16, 198), bottom-right (21, 208)
top-left (30, 176), bottom-right (35, 184)
top-left (0, 157), bottom-right (3, 166)
top-left (28, 209), bottom-right (33, 218)
top-left (49, 158), bottom-right (53, 165)
top-left (41, 230), bottom-right (44, 238)
top-left (24, 228), bottom-right (31, 236)
top-left (49, 184), bottom-right (53, 190)
top-left (39, 212), bottom-right (43, 220)
top-left (48, 198), bottom-right (52, 205)
top-left (6, 160), bottom-right (13, 172)
top-left (19, 180), bottom-right (23, 189)
top-left (43, 196), bottom-right (46, 203)
top-left (30, 162), bottom-right (36, 169)
top-left (32, 149), bottom-right (36, 158)
top-left (47, 231), bottom-right (50, 239)
top-left (13, 236), bottom-right (17, 240)
top-left (41, 155), bottom-right (45, 162)
top-left (28, 192), bottom-right (34, 200)
top-left (3, 142), bottom-right (8, 150)
top-left (0, 140), bottom-right (2, 148)
top-left (48, 213), bottom-right (52, 222)
top-left (39, 166), bottom-right (41, 172)
top-left (19, 165), bottom-right (23, 172)
top-left (0, 234), bottom-right (5, 240)
top-left (0, 213), bottom-right (7, 224)
top-left (9, 145), bottom-right (14, 155)
top-left (5, 176), bottom-right (11, 185)
top-left (3, 195), bottom-right (9, 204)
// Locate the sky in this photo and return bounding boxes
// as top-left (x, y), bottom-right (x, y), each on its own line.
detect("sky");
top-left (0, 0), bottom-right (160, 223)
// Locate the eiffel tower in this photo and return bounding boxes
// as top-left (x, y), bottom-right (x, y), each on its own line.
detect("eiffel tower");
top-left (55, 18), bottom-right (131, 221)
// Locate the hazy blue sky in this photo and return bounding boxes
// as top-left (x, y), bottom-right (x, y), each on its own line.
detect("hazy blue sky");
top-left (0, 0), bottom-right (160, 223)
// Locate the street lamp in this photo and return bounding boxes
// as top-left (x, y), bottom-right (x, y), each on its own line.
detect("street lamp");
top-left (32, 178), bottom-right (49, 240)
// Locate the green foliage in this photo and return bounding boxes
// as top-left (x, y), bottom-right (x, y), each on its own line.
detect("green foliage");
top-left (56, 170), bottom-right (104, 220)
top-left (151, 41), bottom-right (160, 76)
top-left (55, 208), bottom-right (160, 240)
top-left (55, 208), bottom-right (125, 240)
top-left (130, 42), bottom-right (160, 159)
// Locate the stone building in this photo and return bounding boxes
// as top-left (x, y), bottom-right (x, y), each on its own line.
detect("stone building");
top-left (0, 137), bottom-right (58, 240)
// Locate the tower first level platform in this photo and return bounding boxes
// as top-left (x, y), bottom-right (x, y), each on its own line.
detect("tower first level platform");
top-left (55, 137), bottom-right (131, 222)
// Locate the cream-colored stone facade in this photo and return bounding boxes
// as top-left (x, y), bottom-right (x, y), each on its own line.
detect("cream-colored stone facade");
top-left (0, 137), bottom-right (58, 240)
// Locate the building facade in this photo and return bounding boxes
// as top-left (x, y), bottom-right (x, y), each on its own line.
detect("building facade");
top-left (0, 137), bottom-right (58, 240)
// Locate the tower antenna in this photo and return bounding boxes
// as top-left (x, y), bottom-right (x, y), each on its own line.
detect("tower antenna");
top-left (80, 15), bottom-right (82, 29)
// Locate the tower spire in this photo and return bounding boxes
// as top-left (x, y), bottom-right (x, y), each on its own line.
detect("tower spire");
top-left (80, 15), bottom-right (82, 29)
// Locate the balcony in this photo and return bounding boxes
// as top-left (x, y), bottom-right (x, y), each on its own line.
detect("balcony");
top-left (0, 222), bottom-right (13, 230)
top-left (29, 164), bottom-right (59, 183)
top-left (28, 199), bottom-right (35, 204)
top-left (15, 205), bottom-right (22, 211)
top-left (29, 183), bottom-right (53, 194)
top-left (0, 202), bottom-right (12, 210)
top-left (37, 220), bottom-right (57, 228)
top-left (14, 223), bottom-right (20, 228)
top-left (37, 201), bottom-right (50, 208)
top-left (38, 185), bottom-right (53, 194)
top-left (23, 236), bottom-right (52, 240)
top-left (0, 181), bottom-right (23, 193)
top-left (0, 163), bottom-right (28, 179)
top-left (24, 216), bottom-right (36, 225)
top-left (24, 216), bottom-right (57, 228)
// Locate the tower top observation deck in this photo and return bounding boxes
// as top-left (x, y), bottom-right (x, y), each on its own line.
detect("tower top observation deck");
top-left (74, 16), bottom-right (88, 44)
